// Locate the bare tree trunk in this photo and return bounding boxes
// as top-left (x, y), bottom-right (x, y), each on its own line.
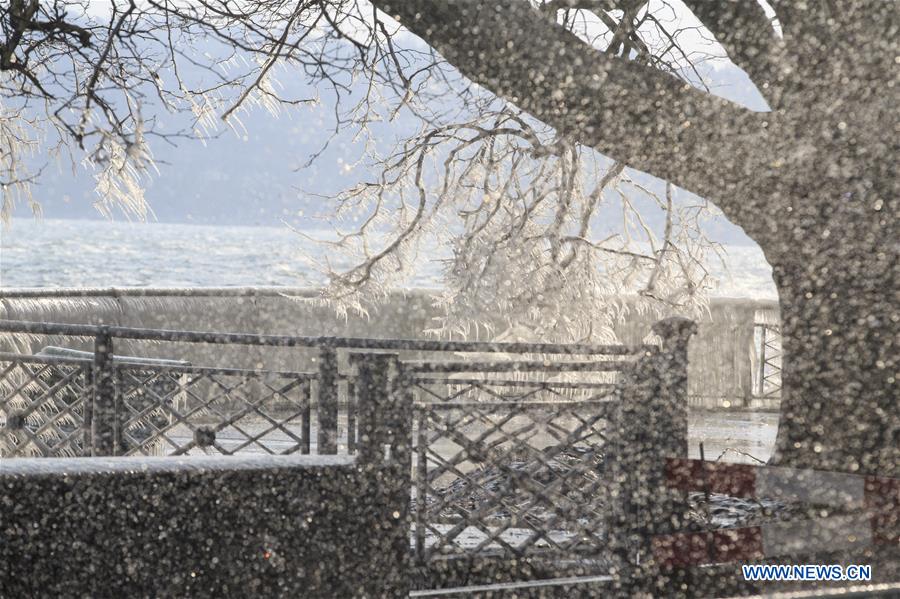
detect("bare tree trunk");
top-left (769, 190), bottom-right (898, 476)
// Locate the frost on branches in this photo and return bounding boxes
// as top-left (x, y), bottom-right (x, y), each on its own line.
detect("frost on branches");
top-left (302, 111), bottom-right (722, 343)
top-left (3, 1), bottom-right (727, 343)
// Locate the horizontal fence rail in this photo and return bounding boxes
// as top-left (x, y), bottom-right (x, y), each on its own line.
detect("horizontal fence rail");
top-left (0, 319), bottom-right (653, 355)
top-left (0, 319), bottom-right (648, 461)
top-left (404, 360), bottom-right (632, 373)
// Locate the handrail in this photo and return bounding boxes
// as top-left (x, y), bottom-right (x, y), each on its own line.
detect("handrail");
top-left (35, 346), bottom-right (190, 367)
top-left (405, 360), bottom-right (631, 373)
top-left (408, 377), bottom-right (617, 390)
top-left (0, 319), bottom-right (651, 355)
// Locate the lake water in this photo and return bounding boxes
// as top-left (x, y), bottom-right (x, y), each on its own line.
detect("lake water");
top-left (1, 218), bottom-right (778, 298)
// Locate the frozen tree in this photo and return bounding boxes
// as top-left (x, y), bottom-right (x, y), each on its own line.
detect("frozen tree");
top-left (289, 3), bottom-right (732, 341)
top-left (0, 99), bottom-right (41, 220)
top-left (367, 0), bottom-right (898, 477)
top-left (2, 0), bottom-right (724, 344)
top-left (303, 113), bottom-right (723, 343)
top-left (2, 1), bottom-right (897, 475)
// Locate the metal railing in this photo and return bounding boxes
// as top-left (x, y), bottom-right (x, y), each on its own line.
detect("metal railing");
top-left (0, 346), bottom-right (317, 458)
top-left (754, 322), bottom-right (783, 398)
top-left (409, 369), bottom-right (620, 569)
top-left (341, 318), bottom-right (698, 588)
top-left (0, 319), bottom-right (650, 459)
top-left (0, 317), bottom-right (696, 590)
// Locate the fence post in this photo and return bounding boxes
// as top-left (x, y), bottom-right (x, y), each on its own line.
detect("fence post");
top-left (650, 316), bottom-right (697, 461)
top-left (300, 379), bottom-right (311, 455)
top-left (352, 353), bottom-right (410, 465)
top-left (346, 378), bottom-right (357, 454)
top-left (351, 352), bottom-right (411, 596)
top-left (91, 328), bottom-right (118, 456)
top-left (316, 345), bottom-right (339, 454)
top-left (757, 325), bottom-right (767, 398)
top-left (610, 317), bottom-right (696, 594)
top-left (81, 365), bottom-right (94, 457)
top-left (352, 353), bottom-right (382, 465)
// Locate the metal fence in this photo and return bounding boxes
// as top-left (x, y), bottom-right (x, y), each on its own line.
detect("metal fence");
top-left (0, 348), bottom-right (317, 458)
top-left (0, 317), bottom-right (696, 590)
top-left (0, 352), bottom-right (92, 457)
top-left (0, 319), bottom-right (649, 459)
top-left (407, 362), bottom-right (623, 574)
top-left (116, 364), bottom-right (315, 456)
top-left (754, 322), bottom-right (783, 399)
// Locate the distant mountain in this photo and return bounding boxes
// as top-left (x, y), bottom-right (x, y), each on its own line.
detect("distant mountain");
top-left (14, 57), bottom-right (766, 246)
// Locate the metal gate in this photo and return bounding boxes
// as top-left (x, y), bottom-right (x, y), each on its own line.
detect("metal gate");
top-left (407, 363), bottom-right (626, 586)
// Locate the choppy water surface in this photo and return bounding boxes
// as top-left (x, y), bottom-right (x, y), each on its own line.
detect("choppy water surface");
top-left (1, 218), bottom-right (778, 298)
top-left (2, 219), bottom-right (334, 288)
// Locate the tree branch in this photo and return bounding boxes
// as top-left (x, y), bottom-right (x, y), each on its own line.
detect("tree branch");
top-left (373, 0), bottom-right (769, 207)
top-left (681, 1), bottom-right (782, 102)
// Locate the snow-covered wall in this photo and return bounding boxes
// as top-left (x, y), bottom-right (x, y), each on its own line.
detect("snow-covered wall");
top-left (0, 454), bottom-right (408, 596)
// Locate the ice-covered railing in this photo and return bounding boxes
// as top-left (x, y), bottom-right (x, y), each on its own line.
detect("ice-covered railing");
top-left (1, 288), bottom-right (782, 411)
top-left (0, 316), bottom-right (699, 592)
top-left (0, 318), bottom-right (654, 459)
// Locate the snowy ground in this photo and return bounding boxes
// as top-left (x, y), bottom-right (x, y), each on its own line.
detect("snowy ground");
top-left (687, 410), bottom-right (778, 464)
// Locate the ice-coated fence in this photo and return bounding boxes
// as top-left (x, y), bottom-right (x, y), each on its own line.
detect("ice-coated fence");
top-left (0, 317), bottom-right (696, 590)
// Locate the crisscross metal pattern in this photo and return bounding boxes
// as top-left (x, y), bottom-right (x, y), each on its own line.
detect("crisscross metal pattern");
top-left (754, 323), bottom-right (783, 399)
top-left (0, 354), bottom-right (91, 457)
top-left (760, 325), bottom-right (782, 398)
top-left (410, 374), bottom-right (619, 564)
top-left (116, 365), bottom-right (314, 456)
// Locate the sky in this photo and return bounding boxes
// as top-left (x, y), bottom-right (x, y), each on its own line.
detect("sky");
top-left (9, 1), bottom-right (770, 246)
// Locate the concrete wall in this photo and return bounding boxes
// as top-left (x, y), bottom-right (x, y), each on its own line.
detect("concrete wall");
top-left (0, 454), bottom-right (408, 597)
top-left (0, 288), bottom-right (780, 408)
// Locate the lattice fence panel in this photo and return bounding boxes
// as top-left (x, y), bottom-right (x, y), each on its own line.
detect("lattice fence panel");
top-left (411, 377), bottom-right (618, 563)
top-left (116, 366), bottom-right (313, 456)
top-left (0, 356), bottom-right (91, 457)
top-left (761, 325), bottom-right (783, 397)
top-left (754, 323), bottom-right (783, 399)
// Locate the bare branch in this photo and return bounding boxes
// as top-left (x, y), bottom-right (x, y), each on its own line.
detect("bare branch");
top-left (373, 0), bottom-right (770, 206)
